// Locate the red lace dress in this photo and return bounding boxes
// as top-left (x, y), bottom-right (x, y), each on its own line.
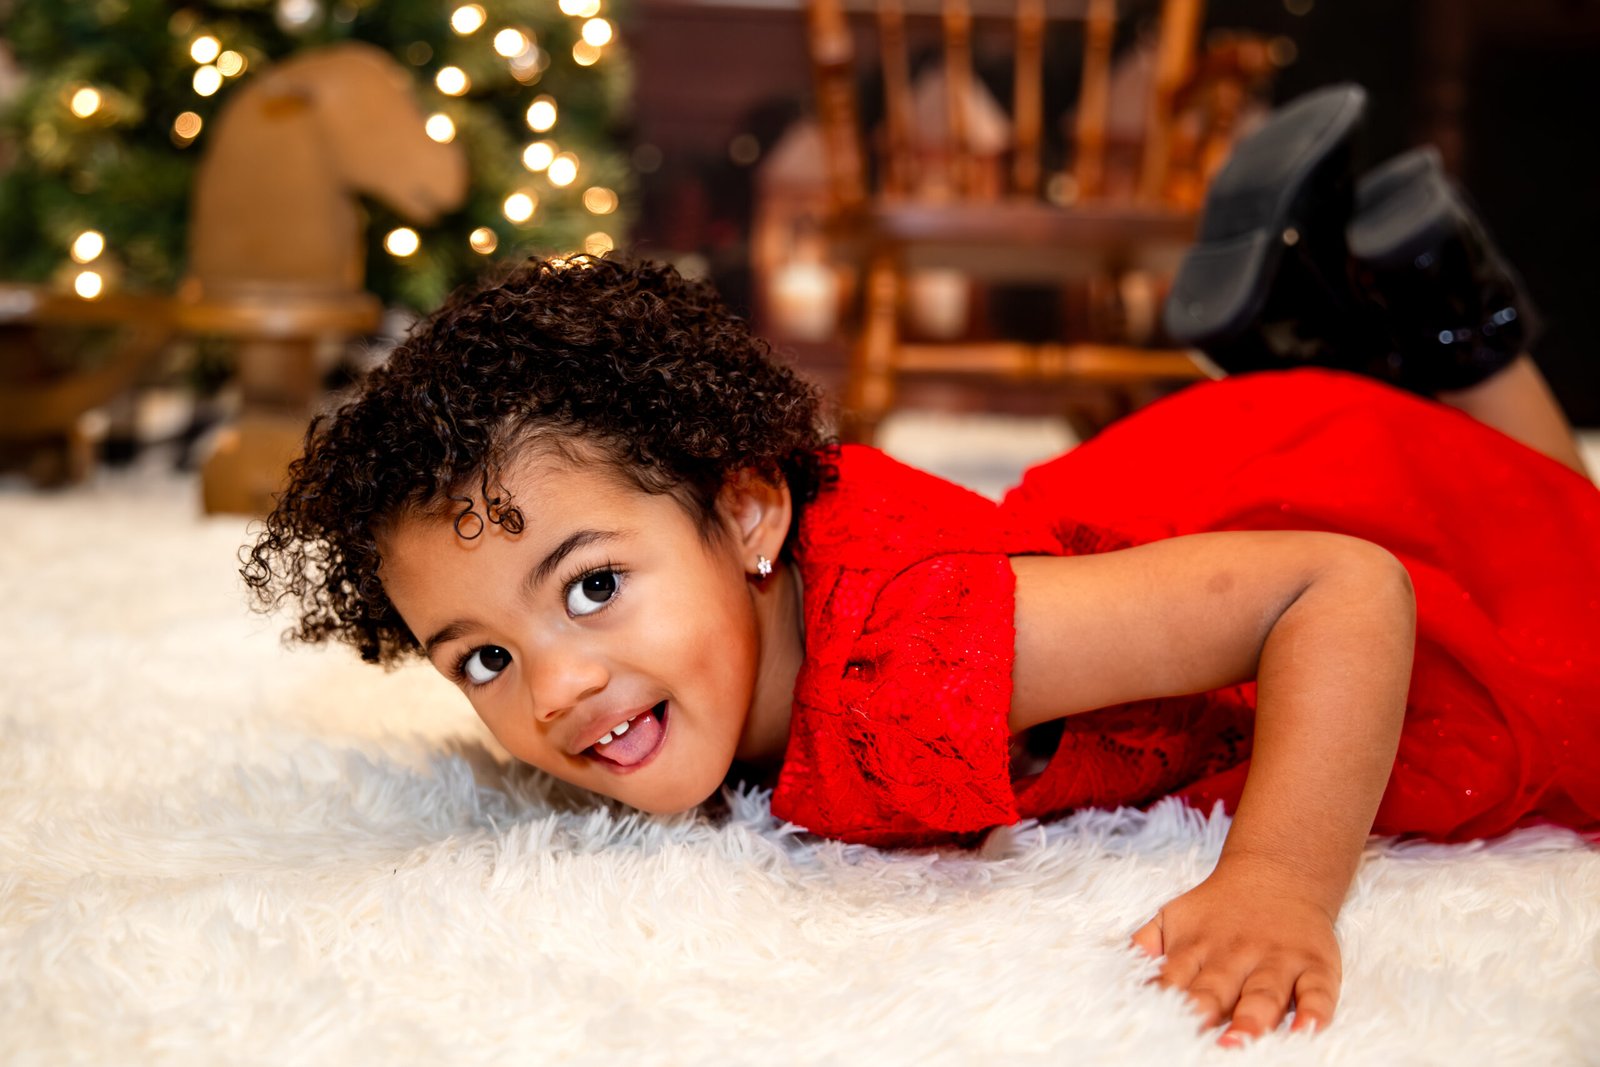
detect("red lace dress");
top-left (770, 370), bottom-right (1600, 848)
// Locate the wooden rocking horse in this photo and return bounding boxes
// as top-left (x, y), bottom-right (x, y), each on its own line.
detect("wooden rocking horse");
top-left (186, 40), bottom-right (466, 514)
top-left (0, 42), bottom-right (465, 509)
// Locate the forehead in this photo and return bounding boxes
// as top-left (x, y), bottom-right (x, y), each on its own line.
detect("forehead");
top-left (391, 448), bottom-right (644, 546)
top-left (377, 463), bottom-right (610, 653)
top-left (486, 445), bottom-right (631, 511)
top-left (377, 448), bottom-right (708, 588)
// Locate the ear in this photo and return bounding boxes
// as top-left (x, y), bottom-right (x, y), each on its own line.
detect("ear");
top-left (716, 469), bottom-right (793, 574)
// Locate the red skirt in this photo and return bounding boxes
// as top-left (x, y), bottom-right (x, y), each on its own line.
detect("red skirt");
top-left (1002, 369), bottom-right (1600, 840)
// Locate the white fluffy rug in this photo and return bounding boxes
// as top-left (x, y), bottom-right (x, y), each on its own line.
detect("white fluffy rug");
top-left (4, 438), bottom-right (1599, 1066)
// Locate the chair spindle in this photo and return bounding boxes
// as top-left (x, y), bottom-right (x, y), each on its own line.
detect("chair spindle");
top-left (941, 0), bottom-right (977, 197)
top-left (878, 0), bottom-right (917, 198)
top-left (1012, 0), bottom-right (1046, 196)
top-left (807, 0), bottom-right (868, 213)
top-left (1073, 0), bottom-right (1115, 201)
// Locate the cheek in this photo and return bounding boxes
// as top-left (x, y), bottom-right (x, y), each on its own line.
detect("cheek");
top-left (644, 577), bottom-right (759, 691)
top-left (462, 687), bottom-right (529, 753)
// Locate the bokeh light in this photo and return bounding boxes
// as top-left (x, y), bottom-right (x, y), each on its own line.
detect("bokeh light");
top-left (451, 4), bottom-right (486, 34)
top-left (582, 187), bottom-right (618, 215)
top-left (547, 153), bottom-right (578, 187)
top-left (494, 29), bottom-right (530, 57)
top-left (190, 36), bottom-right (221, 64)
top-left (69, 88), bottom-right (102, 118)
top-left (384, 227), bottom-right (421, 257)
top-left (71, 230), bottom-right (105, 263)
top-left (193, 66), bottom-right (223, 96)
top-left (172, 111), bottom-right (203, 143)
top-left (436, 66), bottom-right (470, 96)
top-left (508, 48), bottom-right (546, 83)
top-left (425, 113), bottom-right (456, 143)
top-left (522, 141), bottom-right (555, 171)
top-left (74, 271), bottom-right (104, 299)
top-left (503, 192), bottom-right (537, 223)
top-left (525, 97), bottom-right (557, 132)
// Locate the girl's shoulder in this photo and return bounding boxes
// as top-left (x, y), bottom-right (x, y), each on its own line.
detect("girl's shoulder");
top-left (779, 443), bottom-right (1033, 847)
top-left (798, 445), bottom-right (1055, 568)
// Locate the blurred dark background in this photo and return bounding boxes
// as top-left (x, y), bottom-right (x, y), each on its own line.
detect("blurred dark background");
top-left (625, 0), bottom-right (1600, 424)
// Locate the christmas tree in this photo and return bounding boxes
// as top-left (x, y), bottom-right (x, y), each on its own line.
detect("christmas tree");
top-left (0, 0), bottom-right (633, 311)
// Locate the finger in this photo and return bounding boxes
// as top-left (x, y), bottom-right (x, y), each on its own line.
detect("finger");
top-left (1182, 984), bottom-right (1229, 1029)
top-left (1131, 915), bottom-right (1164, 959)
top-left (1155, 948), bottom-right (1203, 991)
top-left (1182, 962), bottom-right (1255, 1030)
top-left (1289, 971), bottom-right (1340, 1034)
top-left (1221, 970), bottom-right (1297, 1044)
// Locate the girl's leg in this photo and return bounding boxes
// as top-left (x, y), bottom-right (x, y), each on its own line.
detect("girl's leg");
top-left (1164, 88), bottom-right (1587, 476)
top-left (1436, 355), bottom-right (1590, 476)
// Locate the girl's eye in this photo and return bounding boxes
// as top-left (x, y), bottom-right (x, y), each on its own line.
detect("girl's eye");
top-left (566, 569), bottom-right (620, 616)
top-left (461, 645), bottom-right (512, 686)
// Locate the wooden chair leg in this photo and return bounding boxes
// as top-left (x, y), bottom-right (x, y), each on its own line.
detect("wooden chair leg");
top-left (843, 253), bottom-right (901, 443)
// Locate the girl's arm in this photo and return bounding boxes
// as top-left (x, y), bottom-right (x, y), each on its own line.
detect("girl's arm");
top-left (1009, 531), bottom-right (1414, 1043)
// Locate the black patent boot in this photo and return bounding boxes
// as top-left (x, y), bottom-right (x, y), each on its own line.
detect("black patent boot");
top-left (1162, 84), bottom-right (1396, 380)
top-left (1347, 146), bottom-right (1539, 393)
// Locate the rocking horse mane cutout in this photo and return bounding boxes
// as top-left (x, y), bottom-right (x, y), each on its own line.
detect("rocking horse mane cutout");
top-left (187, 41), bottom-right (467, 300)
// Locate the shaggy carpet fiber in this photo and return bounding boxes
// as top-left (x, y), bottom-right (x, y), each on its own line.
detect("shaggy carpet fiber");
top-left (4, 428), bottom-right (1599, 1066)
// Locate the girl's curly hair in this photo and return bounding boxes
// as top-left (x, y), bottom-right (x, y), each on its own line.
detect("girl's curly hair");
top-left (241, 255), bottom-right (834, 665)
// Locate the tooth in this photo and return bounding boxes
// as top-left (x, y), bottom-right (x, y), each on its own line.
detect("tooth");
top-left (613, 719), bottom-right (630, 737)
top-left (596, 729), bottom-right (615, 746)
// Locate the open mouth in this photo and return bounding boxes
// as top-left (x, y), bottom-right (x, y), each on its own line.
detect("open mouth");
top-left (586, 701), bottom-right (668, 773)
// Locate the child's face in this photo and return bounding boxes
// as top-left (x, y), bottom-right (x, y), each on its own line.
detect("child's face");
top-left (377, 449), bottom-right (783, 814)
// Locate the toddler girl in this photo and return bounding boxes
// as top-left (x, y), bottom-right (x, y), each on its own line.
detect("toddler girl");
top-left (244, 87), bottom-right (1599, 1047)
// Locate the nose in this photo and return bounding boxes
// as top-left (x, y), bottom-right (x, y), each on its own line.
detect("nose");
top-left (524, 640), bottom-right (609, 723)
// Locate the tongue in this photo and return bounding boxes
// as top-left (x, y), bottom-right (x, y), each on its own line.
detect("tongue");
top-left (596, 710), bottom-right (663, 766)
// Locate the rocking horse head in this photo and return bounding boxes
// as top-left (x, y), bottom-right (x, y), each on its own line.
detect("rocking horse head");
top-left (188, 41), bottom-right (467, 299)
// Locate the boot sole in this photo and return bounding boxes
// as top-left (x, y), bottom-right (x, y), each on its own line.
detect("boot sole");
top-left (1163, 84), bottom-right (1368, 350)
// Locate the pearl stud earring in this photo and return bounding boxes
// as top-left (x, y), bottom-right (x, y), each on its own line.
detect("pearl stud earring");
top-left (756, 555), bottom-right (773, 579)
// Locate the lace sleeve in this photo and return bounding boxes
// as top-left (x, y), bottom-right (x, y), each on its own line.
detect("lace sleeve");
top-left (772, 553), bottom-right (1023, 847)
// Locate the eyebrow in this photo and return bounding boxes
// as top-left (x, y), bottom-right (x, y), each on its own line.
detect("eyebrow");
top-left (421, 528), bottom-right (625, 654)
top-left (527, 528), bottom-right (623, 592)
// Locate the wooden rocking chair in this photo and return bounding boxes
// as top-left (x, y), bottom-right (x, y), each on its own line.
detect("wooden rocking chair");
top-left (805, 0), bottom-right (1276, 441)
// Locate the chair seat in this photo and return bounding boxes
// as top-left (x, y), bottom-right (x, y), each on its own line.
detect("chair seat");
top-left (836, 200), bottom-right (1197, 282)
top-left (896, 340), bottom-right (1210, 381)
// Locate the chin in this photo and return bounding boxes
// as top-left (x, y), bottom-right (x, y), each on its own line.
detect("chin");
top-left (623, 779), bottom-right (724, 816)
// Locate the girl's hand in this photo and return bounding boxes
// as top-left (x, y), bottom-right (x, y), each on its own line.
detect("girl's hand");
top-left (1010, 533), bottom-right (1411, 1045)
top-left (1131, 859), bottom-right (1341, 1045)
